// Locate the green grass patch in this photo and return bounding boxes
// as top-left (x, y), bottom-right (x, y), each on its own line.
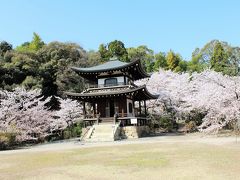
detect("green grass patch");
top-left (0, 140), bottom-right (240, 180)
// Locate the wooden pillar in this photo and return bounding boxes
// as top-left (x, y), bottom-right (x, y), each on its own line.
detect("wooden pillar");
top-left (133, 100), bottom-right (135, 116)
top-left (96, 114), bottom-right (99, 125)
top-left (83, 101), bottom-right (86, 118)
top-left (114, 113), bottom-right (117, 125)
top-left (144, 100), bottom-right (147, 116)
top-left (93, 102), bottom-right (96, 118)
top-left (139, 101), bottom-right (142, 115)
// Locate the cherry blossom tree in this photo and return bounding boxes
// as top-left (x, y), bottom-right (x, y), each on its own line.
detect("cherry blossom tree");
top-left (0, 88), bottom-right (82, 142)
top-left (141, 69), bottom-right (240, 133)
top-left (55, 98), bottom-right (83, 129)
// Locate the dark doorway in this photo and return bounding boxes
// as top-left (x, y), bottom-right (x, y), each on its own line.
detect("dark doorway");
top-left (105, 78), bottom-right (117, 87)
top-left (110, 100), bottom-right (115, 117)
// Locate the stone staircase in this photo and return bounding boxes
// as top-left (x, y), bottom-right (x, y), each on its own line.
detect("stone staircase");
top-left (100, 117), bottom-right (114, 124)
top-left (84, 123), bottom-right (120, 142)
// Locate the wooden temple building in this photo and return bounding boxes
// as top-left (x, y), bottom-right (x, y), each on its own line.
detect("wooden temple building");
top-left (65, 58), bottom-right (158, 140)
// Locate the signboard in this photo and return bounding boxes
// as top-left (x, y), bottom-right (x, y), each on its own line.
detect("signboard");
top-left (131, 118), bottom-right (137, 124)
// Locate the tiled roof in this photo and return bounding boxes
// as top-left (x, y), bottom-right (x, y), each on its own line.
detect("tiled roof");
top-left (72, 60), bottom-right (128, 72)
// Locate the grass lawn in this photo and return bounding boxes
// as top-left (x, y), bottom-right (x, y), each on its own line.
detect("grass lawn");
top-left (0, 135), bottom-right (240, 180)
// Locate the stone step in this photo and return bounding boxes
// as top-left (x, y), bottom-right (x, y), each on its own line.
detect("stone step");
top-left (100, 122), bottom-right (114, 125)
top-left (94, 125), bottom-right (114, 128)
top-left (88, 124), bottom-right (118, 142)
top-left (93, 126), bottom-right (114, 129)
top-left (100, 118), bottom-right (114, 123)
top-left (94, 124), bottom-right (114, 127)
top-left (92, 131), bottom-right (113, 134)
top-left (94, 126), bottom-right (114, 130)
top-left (93, 129), bottom-right (113, 133)
top-left (92, 132), bottom-right (113, 136)
top-left (91, 136), bottom-right (113, 139)
top-left (91, 132), bottom-right (113, 136)
top-left (87, 138), bottom-right (114, 142)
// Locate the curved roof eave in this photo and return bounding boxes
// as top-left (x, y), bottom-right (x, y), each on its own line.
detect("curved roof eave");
top-left (71, 60), bottom-right (136, 73)
top-left (71, 59), bottom-right (150, 80)
top-left (72, 59), bottom-right (147, 74)
top-left (143, 86), bottom-right (159, 99)
top-left (64, 85), bottom-right (159, 100)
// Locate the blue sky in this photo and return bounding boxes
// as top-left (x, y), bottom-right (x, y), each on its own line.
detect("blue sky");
top-left (0, 0), bottom-right (240, 60)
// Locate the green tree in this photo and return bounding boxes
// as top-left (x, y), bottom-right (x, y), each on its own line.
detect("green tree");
top-left (29, 32), bottom-right (44, 51)
top-left (15, 42), bottom-right (30, 52)
top-left (166, 50), bottom-right (180, 71)
top-left (224, 47), bottom-right (240, 76)
top-left (190, 40), bottom-right (240, 75)
top-left (153, 52), bottom-right (167, 71)
top-left (21, 76), bottom-right (41, 90)
top-left (87, 50), bottom-right (101, 66)
top-left (98, 44), bottom-right (110, 62)
top-left (0, 60), bottom-right (6, 88)
top-left (37, 42), bottom-right (89, 109)
top-left (175, 60), bottom-right (188, 72)
top-left (108, 40), bottom-right (128, 62)
top-left (0, 41), bottom-right (12, 57)
top-left (98, 40), bottom-right (128, 62)
top-left (127, 45), bottom-right (154, 72)
top-left (37, 42), bottom-right (88, 96)
top-left (210, 42), bottom-right (228, 73)
top-left (16, 32), bottom-right (44, 52)
top-left (188, 54), bottom-right (205, 73)
top-left (1, 51), bottom-right (40, 89)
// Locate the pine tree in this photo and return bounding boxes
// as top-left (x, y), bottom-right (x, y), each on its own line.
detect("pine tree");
top-left (210, 42), bottom-right (228, 73)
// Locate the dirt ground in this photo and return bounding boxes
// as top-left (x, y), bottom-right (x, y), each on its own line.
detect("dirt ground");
top-left (0, 133), bottom-right (240, 180)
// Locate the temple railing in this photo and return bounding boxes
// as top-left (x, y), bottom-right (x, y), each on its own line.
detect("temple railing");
top-left (86, 82), bottom-right (127, 89)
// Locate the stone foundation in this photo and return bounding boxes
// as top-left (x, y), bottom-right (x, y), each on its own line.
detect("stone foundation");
top-left (120, 126), bottom-right (150, 139)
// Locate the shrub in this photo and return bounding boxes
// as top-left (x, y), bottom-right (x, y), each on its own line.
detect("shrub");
top-left (150, 115), bottom-right (177, 132)
top-left (63, 130), bottom-right (71, 139)
top-left (158, 116), bottom-right (173, 131)
top-left (185, 110), bottom-right (205, 126)
top-left (184, 121), bottom-right (197, 133)
top-left (0, 132), bottom-right (17, 150)
top-left (63, 122), bottom-right (83, 139)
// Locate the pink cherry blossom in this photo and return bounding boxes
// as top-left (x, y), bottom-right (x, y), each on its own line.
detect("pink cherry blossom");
top-left (0, 88), bottom-right (82, 142)
top-left (142, 69), bottom-right (240, 133)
